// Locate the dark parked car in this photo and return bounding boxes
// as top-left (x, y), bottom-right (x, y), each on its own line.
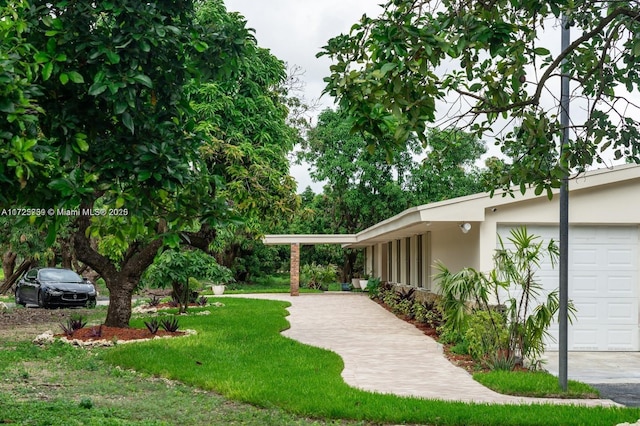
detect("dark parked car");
top-left (15, 268), bottom-right (97, 308)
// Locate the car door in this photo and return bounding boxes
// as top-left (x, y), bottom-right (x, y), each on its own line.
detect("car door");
top-left (20, 269), bottom-right (39, 304)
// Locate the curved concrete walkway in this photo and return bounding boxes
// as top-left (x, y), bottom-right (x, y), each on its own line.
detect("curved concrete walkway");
top-left (227, 292), bottom-right (619, 406)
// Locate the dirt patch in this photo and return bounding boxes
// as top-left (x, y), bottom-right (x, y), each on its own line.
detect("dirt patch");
top-left (0, 307), bottom-right (97, 340)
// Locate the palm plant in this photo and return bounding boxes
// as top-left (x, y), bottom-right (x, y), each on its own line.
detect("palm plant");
top-left (434, 226), bottom-right (576, 368)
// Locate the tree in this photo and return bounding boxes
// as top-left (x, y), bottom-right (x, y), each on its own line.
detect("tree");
top-left (4, 0), bottom-right (293, 328)
top-left (296, 107), bottom-right (421, 279)
top-left (0, 0), bottom-right (47, 205)
top-left (141, 249), bottom-right (232, 313)
top-left (408, 129), bottom-right (487, 203)
top-left (189, 1), bottom-right (300, 281)
top-left (320, 0), bottom-right (640, 195)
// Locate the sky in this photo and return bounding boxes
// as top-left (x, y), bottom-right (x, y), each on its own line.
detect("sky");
top-left (224, 0), bottom-right (384, 193)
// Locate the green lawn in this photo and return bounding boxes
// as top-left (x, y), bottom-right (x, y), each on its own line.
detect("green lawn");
top-left (99, 298), bottom-right (640, 426)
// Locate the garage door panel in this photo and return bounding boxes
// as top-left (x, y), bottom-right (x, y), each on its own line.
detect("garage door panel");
top-left (572, 329), bottom-right (599, 351)
top-left (572, 248), bottom-right (598, 266)
top-left (608, 248), bottom-right (636, 268)
top-left (608, 302), bottom-right (636, 323)
top-left (607, 328), bottom-right (638, 351)
top-left (571, 274), bottom-right (599, 296)
top-left (607, 274), bottom-right (636, 296)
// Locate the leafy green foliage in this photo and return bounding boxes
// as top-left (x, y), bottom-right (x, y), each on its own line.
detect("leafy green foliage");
top-left (320, 0), bottom-right (640, 194)
top-left (294, 108), bottom-right (487, 279)
top-left (141, 249), bottom-right (232, 313)
top-left (300, 262), bottom-right (337, 290)
top-left (434, 227), bottom-right (575, 368)
top-left (465, 310), bottom-right (509, 363)
top-left (0, 0), bottom-right (46, 202)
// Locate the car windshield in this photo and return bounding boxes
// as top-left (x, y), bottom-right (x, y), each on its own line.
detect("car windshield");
top-left (39, 269), bottom-right (83, 283)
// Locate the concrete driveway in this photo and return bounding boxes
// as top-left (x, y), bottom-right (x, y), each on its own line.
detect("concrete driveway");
top-left (543, 352), bottom-right (640, 406)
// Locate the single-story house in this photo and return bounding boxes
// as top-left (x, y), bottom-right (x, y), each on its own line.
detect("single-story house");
top-left (265, 164), bottom-right (640, 351)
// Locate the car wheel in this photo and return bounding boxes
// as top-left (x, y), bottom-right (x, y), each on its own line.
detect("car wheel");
top-left (14, 289), bottom-right (25, 307)
top-left (37, 291), bottom-right (47, 309)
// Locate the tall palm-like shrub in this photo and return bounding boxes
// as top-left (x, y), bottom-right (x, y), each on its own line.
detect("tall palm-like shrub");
top-left (434, 227), bottom-right (575, 368)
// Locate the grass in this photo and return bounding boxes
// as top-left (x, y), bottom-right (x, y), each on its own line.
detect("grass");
top-left (0, 319), bottom-right (363, 425)
top-left (474, 371), bottom-right (600, 399)
top-left (218, 273), bottom-right (322, 294)
top-left (97, 298), bottom-right (640, 426)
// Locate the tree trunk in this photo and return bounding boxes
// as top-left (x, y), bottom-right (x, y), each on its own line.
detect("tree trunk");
top-left (104, 277), bottom-right (136, 328)
top-left (0, 256), bottom-right (33, 294)
top-left (2, 251), bottom-right (17, 282)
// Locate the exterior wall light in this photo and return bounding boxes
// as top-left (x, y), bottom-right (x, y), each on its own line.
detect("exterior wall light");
top-left (459, 222), bottom-right (471, 234)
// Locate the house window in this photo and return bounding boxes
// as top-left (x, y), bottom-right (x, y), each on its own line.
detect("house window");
top-left (417, 234), bottom-right (423, 287)
top-left (405, 237), bottom-right (411, 285)
top-left (396, 239), bottom-right (401, 282)
top-left (387, 242), bottom-right (393, 282)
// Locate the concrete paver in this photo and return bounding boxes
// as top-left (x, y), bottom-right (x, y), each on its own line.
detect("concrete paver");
top-left (227, 292), bottom-right (619, 406)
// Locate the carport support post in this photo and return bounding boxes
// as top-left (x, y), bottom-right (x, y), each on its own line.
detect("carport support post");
top-left (290, 243), bottom-right (300, 296)
top-left (559, 13), bottom-right (570, 392)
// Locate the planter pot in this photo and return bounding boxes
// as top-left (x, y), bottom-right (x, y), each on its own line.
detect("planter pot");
top-left (341, 283), bottom-right (351, 291)
top-left (211, 285), bottom-right (225, 296)
top-left (351, 278), bottom-right (361, 289)
top-left (359, 279), bottom-right (369, 291)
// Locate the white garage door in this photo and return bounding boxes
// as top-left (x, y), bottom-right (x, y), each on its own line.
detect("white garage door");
top-left (498, 225), bottom-right (639, 351)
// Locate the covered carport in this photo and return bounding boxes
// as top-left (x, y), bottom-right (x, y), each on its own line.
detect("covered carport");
top-left (262, 234), bottom-right (357, 295)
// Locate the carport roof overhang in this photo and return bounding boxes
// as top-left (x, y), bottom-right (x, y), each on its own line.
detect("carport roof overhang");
top-left (264, 165), bottom-right (640, 249)
top-left (263, 234), bottom-right (358, 245)
top-left (263, 192), bottom-right (492, 248)
top-left (263, 195), bottom-right (488, 248)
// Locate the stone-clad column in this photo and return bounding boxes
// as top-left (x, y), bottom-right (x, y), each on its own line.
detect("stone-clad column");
top-left (290, 243), bottom-right (300, 296)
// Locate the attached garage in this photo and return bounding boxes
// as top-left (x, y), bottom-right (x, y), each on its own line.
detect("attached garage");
top-left (499, 225), bottom-right (639, 351)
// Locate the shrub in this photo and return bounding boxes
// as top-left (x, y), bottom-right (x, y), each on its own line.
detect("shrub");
top-left (59, 315), bottom-right (87, 336)
top-left (301, 263), bottom-right (337, 290)
top-left (464, 310), bottom-right (509, 363)
top-left (366, 277), bottom-right (382, 299)
top-left (414, 300), bottom-right (443, 328)
top-left (433, 227), bottom-right (577, 368)
top-left (161, 316), bottom-right (180, 332)
top-left (148, 296), bottom-right (161, 307)
top-left (145, 318), bottom-right (161, 334)
top-left (486, 350), bottom-right (516, 371)
top-left (88, 326), bottom-right (103, 338)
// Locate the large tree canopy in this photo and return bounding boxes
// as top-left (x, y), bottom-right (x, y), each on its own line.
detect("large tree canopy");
top-left (320, 0), bottom-right (640, 195)
top-left (2, 0), bottom-right (297, 327)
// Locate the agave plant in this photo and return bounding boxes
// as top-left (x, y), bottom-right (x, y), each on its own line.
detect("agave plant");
top-left (161, 316), bottom-right (180, 332)
top-left (59, 315), bottom-right (87, 336)
top-left (144, 318), bottom-right (161, 334)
